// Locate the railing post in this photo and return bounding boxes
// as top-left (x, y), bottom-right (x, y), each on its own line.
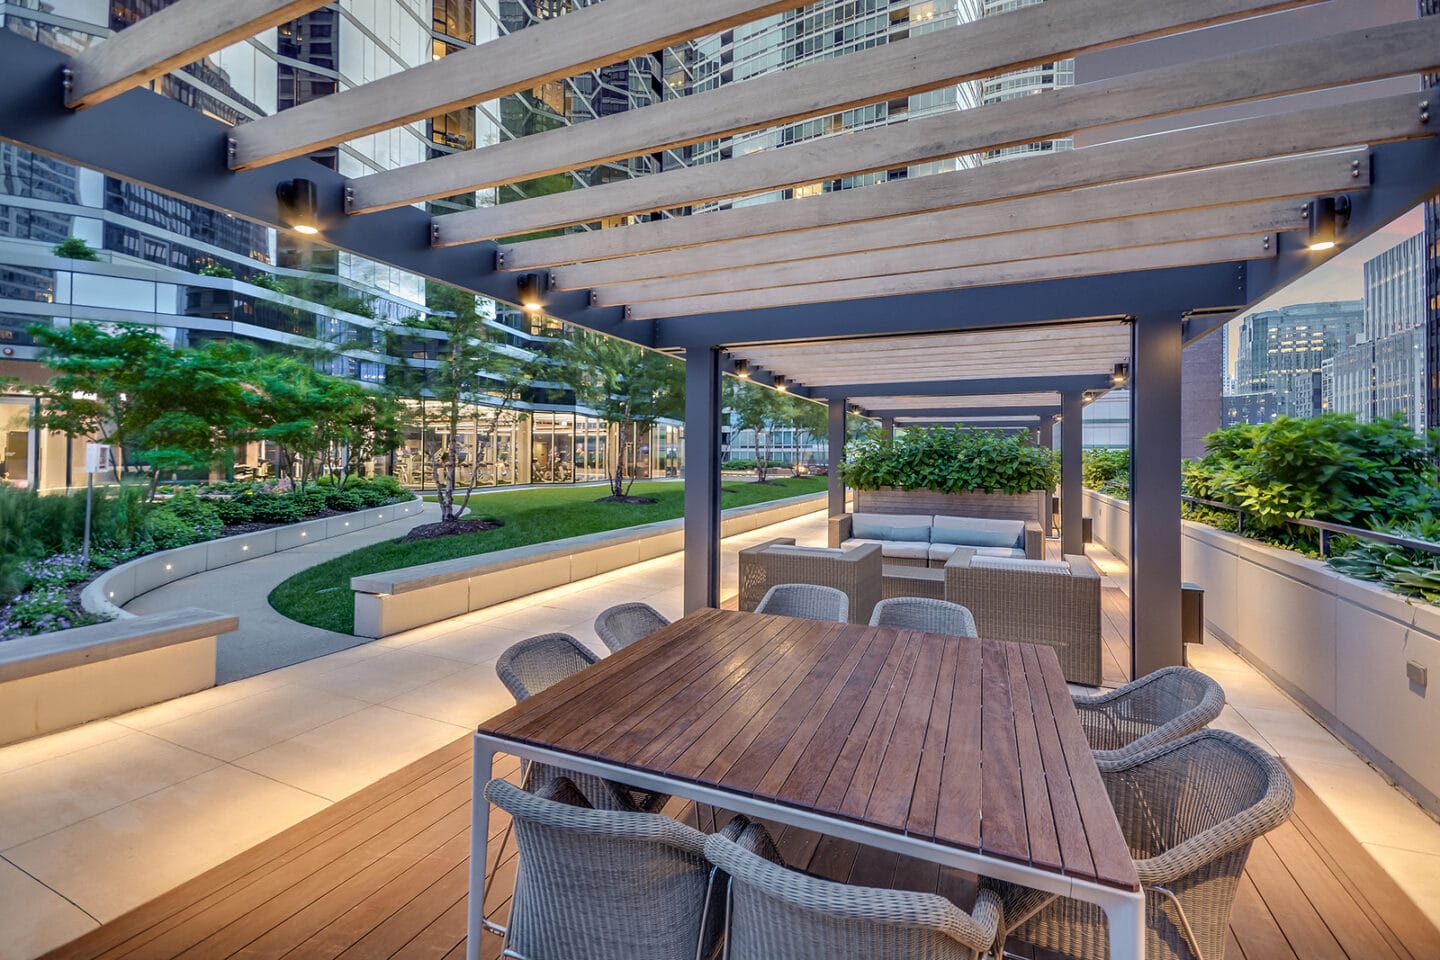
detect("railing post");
top-left (683, 344), bottom-right (722, 612)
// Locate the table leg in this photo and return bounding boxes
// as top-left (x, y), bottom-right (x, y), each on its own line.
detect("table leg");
top-left (1104, 895), bottom-right (1146, 960)
top-left (467, 741), bottom-right (495, 960)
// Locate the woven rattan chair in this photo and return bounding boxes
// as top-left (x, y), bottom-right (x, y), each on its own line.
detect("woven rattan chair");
top-left (738, 539), bottom-right (882, 623)
top-left (985, 729), bottom-right (1294, 960)
top-left (595, 601), bottom-right (670, 653)
top-left (869, 596), bottom-right (978, 637)
top-left (494, 633), bottom-right (666, 814)
top-left (754, 583), bottom-right (850, 623)
top-left (1073, 666), bottom-right (1225, 762)
top-left (488, 777), bottom-right (772, 960)
top-left (705, 833), bottom-right (1002, 960)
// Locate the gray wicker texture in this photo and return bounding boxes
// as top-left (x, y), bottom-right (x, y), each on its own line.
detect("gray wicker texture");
top-left (487, 777), bottom-right (763, 960)
top-left (943, 549), bottom-right (1103, 685)
top-left (594, 601), bottom-right (671, 653)
top-left (869, 597), bottom-right (979, 637)
top-left (1074, 666), bottom-right (1226, 762)
top-left (705, 833), bottom-right (1001, 960)
top-left (986, 729), bottom-right (1295, 960)
top-left (738, 538), bottom-right (881, 623)
top-left (494, 633), bottom-right (666, 813)
top-left (754, 583), bottom-right (850, 623)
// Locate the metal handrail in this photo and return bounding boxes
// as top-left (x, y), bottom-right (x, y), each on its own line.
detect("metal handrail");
top-left (1180, 495), bottom-right (1440, 558)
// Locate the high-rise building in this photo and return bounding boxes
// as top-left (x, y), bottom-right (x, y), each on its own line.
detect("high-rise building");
top-left (1231, 302), bottom-right (1364, 420)
top-left (1364, 233), bottom-right (1426, 340)
top-left (979, 0), bottom-right (1074, 163)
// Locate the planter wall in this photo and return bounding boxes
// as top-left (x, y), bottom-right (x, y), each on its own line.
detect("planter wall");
top-left (1083, 489), bottom-right (1131, 563)
top-left (852, 487), bottom-right (1048, 525)
top-left (1180, 520), bottom-right (1440, 816)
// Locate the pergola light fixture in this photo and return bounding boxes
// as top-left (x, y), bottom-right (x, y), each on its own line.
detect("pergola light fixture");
top-left (276, 178), bottom-right (319, 235)
top-left (848, 403), bottom-right (862, 415)
top-left (516, 273), bottom-right (543, 312)
top-left (1307, 195), bottom-right (1350, 252)
top-left (773, 374), bottom-right (787, 393)
top-left (1112, 362), bottom-right (1130, 386)
top-left (733, 358), bottom-right (750, 379)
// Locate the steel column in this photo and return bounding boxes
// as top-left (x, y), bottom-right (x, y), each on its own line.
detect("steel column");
top-left (683, 346), bottom-right (722, 612)
top-left (1130, 314), bottom-right (1186, 676)
top-left (881, 417), bottom-right (895, 440)
top-left (1039, 416), bottom-right (1056, 449)
top-left (1060, 393), bottom-right (1085, 556)
top-left (828, 400), bottom-right (847, 519)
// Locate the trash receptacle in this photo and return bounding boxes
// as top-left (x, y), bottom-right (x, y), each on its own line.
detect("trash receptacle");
top-left (1182, 582), bottom-right (1204, 645)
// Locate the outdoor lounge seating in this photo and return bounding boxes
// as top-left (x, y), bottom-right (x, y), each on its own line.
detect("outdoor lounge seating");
top-left (1073, 666), bottom-right (1226, 761)
top-left (594, 601), bottom-right (670, 652)
top-left (868, 596), bottom-right (978, 637)
top-left (943, 548), bottom-right (1103, 686)
top-left (486, 776), bottom-right (770, 960)
top-left (738, 538), bottom-right (881, 623)
top-left (985, 729), bottom-right (1295, 960)
top-left (704, 832), bottom-right (1003, 960)
top-left (754, 583), bottom-right (850, 623)
top-left (832, 511), bottom-right (1045, 566)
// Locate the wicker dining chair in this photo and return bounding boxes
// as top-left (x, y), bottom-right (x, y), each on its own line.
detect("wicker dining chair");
top-left (754, 583), bottom-right (849, 623)
top-left (984, 729), bottom-right (1294, 960)
top-left (869, 596), bottom-right (978, 637)
top-left (595, 601), bottom-right (670, 653)
top-left (1072, 666), bottom-right (1226, 762)
top-left (487, 777), bottom-right (774, 960)
top-left (704, 833), bottom-right (1002, 960)
top-left (494, 633), bottom-right (667, 814)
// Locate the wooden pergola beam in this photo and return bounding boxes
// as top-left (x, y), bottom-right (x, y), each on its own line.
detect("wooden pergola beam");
top-left (65, 0), bottom-right (332, 110)
top-left (623, 236), bottom-right (1273, 320)
top-left (434, 17), bottom-right (1440, 245)
top-left (550, 151), bottom-right (1364, 288)
top-left (594, 201), bottom-right (1304, 306)
top-left (502, 90), bottom-right (1431, 267)
top-left (345, 0), bottom-right (1322, 214)
top-left (226, 0), bottom-right (804, 171)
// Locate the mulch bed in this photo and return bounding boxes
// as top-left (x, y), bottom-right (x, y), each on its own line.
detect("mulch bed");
top-left (400, 518), bottom-right (503, 543)
top-left (594, 495), bottom-right (659, 505)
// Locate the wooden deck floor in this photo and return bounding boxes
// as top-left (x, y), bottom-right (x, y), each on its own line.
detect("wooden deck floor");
top-left (42, 731), bottom-right (1440, 960)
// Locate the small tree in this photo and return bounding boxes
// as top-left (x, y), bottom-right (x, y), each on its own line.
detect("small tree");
top-left (52, 236), bottom-right (100, 260)
top-left (729, 380), bottom-right (783, 483)
top-left (557, 330), bottom-right (682, 499)
top-left (775, 393), bottom-right (827, 471)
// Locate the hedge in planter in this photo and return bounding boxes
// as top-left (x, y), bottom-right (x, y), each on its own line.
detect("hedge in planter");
top-left (841, 427), bottom-right (1056, 495)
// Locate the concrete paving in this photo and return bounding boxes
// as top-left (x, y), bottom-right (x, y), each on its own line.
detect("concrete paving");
top-left (123, 501), bottom-right (441, 682)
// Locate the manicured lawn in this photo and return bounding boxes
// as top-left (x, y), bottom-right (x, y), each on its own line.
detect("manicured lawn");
top-left (269, 477), bottom-right (826, 634)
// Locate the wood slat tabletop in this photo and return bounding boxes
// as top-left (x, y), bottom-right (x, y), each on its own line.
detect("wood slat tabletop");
top-left (479, 608), bottom-right (1139, 891)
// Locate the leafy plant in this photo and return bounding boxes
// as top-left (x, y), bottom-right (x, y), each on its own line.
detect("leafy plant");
top-left (841, 426), bottom-right (1056, 496)
top-left (52, 236), bottom-right (100, 260)
top-left (1083, 449), bottom-right (1130, 499)
top-left (1329, 520), bottom-right (1440, 603)
top-left (198, 263), bottom-right (235, 278)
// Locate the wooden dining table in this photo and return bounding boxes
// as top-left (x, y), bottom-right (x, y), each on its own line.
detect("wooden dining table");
top-left (467, 607), bottom-right (1144, 959)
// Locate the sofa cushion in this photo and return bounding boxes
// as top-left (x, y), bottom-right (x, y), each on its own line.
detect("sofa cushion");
top-left (850, 512), bottom-right (931, 543)
top-left (928, 543), bottom-right (1024, 563)
top-left (970, 556), bottom-right (1072, 574)
top-left (863, 540), bottom-right (930, 561)
top-left (767, 545), bottom-right (850, 557)
top-left (930, 515), bottom-right (1025, 549)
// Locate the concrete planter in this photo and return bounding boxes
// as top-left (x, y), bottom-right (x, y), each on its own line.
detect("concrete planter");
top-left (1083, 489), bottom-right (1130, 563)
top-left (1179, 519), bottom-right (1440, 816)
top-left (353, 491), bottom-right (826, 639)
top-left (852, 487), bottom-right (1048, 526)
top-left (83, 495), bottom-right (422, 619)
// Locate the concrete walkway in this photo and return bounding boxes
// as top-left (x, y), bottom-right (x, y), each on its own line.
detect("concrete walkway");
top-left (124, 501), bottom-right (441, 682)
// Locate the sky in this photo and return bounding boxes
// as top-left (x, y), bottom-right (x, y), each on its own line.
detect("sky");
top-left (1224, 205), bottom-right (1426, 374)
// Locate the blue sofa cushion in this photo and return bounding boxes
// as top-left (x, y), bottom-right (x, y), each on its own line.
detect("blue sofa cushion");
top-left (930, 515), bottom-right (1025, 549)
top-left (851, 512), bottom-right (931, 542)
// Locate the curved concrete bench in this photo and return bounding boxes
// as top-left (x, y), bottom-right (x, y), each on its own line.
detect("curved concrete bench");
top-left (353, 491), bottom-right (825, 638)
top-left (0, 607), bottom-right (237, 746)
top-left (83, 495), bottom-right (423, 619)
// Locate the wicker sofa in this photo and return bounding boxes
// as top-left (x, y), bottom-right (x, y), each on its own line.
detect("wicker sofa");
top-left (830, 511), bottom-right (1044, 566)
top-left (943, 547), bottom-right (1103, 686)
top-left (738, 539), bottom-right (882, 624)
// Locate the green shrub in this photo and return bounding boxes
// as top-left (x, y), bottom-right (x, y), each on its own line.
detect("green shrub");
top-left (841, 427), bottom-right (1056, 496)
top-left (366, 474), bottom-right (405, 498)
top-left (1329, 520), bottom-right (1440, 603)
top-left (249, 493), bottom-right (303, 524)
top-left (144, 509), bottom-right (210, 550)
top-left (721, 458), bottom-right (789, 471)
top-left (327, 489), bottom-right (364, 512)
top-left (350, 483), bottom-right (388, 507)
top-left (1083, 449), bottom-right (1130, 499)
top-left (198, 263), bottom-right (234, 278)
top-left (215, 497), bottom-right (255, 525)
top-left (294, 491), bottom-right (327, 517)
top-left (52, 236), bottom-right (100, 260)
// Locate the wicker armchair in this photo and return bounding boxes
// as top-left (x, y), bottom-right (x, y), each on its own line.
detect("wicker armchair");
top-left (943, 548), bottom-right (1102, 685)
top-left (704, 833), bottom-right (1002, 960)
top-left (488, 777), bottom-right (773, 960)
top-left (869, 596), bottom-right (978, 637)
top-left (754, 583), bottom-right (850, 623)
top-left (739, 538), bottom-right (881, 623)
top-left (1073, 666), bottom-right (1225, 762)
top-left (985, 729), bottom-right (1294, 960)
top-left (494, 633), bottom-right (666, 813)
top-left (595, 601), bottom-right (670, 653)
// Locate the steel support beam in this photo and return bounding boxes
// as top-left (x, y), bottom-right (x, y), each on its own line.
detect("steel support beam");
top-left (828, 400), bottom-right (847, 520)
top-left (861, 405), bottom-right (1059, 420)
top-left (1130, 314), bottom-right (1185, 676)
top-left (683, 346), bottom-right (723, 613)
top-left (808, 375), bottom-right (1111, 400)
top-left (1060, 392), bottom-right (1085, 557)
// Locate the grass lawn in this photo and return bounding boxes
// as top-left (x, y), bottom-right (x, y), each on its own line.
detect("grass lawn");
top-left (269, 476), bottom-right (826, 634)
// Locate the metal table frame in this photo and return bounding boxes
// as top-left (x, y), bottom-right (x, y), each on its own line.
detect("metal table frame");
top-left (465, 732), bottom-right (1146, 960)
